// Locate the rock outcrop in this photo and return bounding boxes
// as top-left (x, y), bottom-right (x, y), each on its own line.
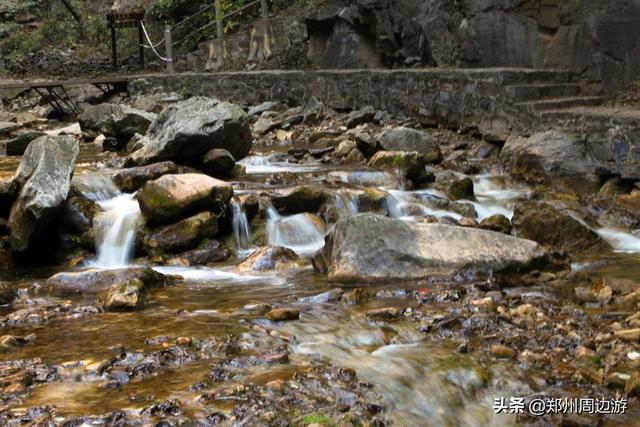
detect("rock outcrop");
top-left (126, 98), bottom-right (252, 166)
top-left (322, 213), bottom-right (549, 282)
top-left (8, 135), bottom-right (79, 253)
top-left (44, 267), bottom-right (169, 297)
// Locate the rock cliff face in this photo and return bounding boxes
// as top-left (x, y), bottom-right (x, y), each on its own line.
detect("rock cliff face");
top-left (305, 0), bottom-right (640, 96)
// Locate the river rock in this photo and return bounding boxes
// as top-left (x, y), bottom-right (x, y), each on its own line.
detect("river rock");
top-left (447, 177), bottom-right (475, 200)
top-left (96, 278), bottom-right (146, 312)
top-left (112, 161), bottom-right (178, 192)
top-left (479, 214), bottom-right (512, 234)
top-left (137, 174), bottom-right (233, 225)
top-left (501, 131), bottom-right (601, 195)
top-left (267, 307), bottom-right (300, 321)
top-left (236, 246), bottom-right (301, 272)
top-left (126, 98), bottom-right (252, 166)
top-left (4, 131), bottom-right (44, 156)
top-left (147, 211), bottom-right (219, 253)
top-left (345, 106), bottom-right (376, 128)
top-left (368, 151), bottom-right (433, 185)
top-left (593, 193), bottom-right (640, 229)
top-left (377, 127), bottom-right (441, 163)
top-left (271, 185), bottom-right (330, 215)
top-left (201, 149), bottom-right (236, 178)
top-left (0, 178), bottom-right (18, 217)
top-left (44, 266), bottom-right (169, 297)
top-left (61, 189), bottom-right (102, 234)
top-left (9, 135), bottom-right (79, 253)
top-left (0, 283), bottom-right (16, 305)
top-left (169, 240), bottom-right (230, 266)
top-left (78, 103), bottom-right (156, 142)
top-left (512, 202), bottom-right (609, 253)
top-left (323, 213), bottom-right (548, 282)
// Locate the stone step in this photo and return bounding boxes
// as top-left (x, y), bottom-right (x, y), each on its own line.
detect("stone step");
top-left (505, 83), bottom-right (582, 101)
top-left (516, 96), bottom-right (603, 112)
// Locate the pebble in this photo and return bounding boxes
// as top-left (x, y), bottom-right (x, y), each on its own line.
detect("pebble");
top-left (267, 308), bottom-right (300, 322)
top-left (490, 344), bottom-right (516, 359)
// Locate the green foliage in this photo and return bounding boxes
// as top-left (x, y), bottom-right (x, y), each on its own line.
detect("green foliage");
top-left (301, 413), bottom-right (334, 426)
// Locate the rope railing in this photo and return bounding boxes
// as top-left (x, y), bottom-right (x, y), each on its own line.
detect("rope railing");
top-left (140, 21), bottom-right (172, 62)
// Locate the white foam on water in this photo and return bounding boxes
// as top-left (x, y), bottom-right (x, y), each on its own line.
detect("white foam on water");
top-left (266, 204), bottom-right (325, 256)
top-left (239, 155), bottom-right (321, 174)
top-left (595, 228), bottom-right (640, 253)
top-left (153, 266), bottom-right (282, 284)
top-left (230, 198), bottom-right (253, 256)
top-left (93, 193), bottom-right (142, 268)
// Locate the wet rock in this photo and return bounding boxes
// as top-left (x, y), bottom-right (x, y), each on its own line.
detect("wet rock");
top-left (201, 148), bottom-right (236, 178)
top-left (0, 282), bottom-right (16, 305)
top-left (336, 140), bottom-right (357, 157)
top-left (61, 189), bottom-right (102, 234)
top-left (0, 178), bottom-right (18, 217)
top-left (267, 307), bottom-right (300, 321)
top-left (97, 279), bottom-right (146, 312)
top-left (368, 151), bottom-right (433, 185)
top-left (512, 202), bottom-right (609, 253)
top-left (137, 174), bottom-right (233, 225)
top-left (447, 177), bottom-right (475, 200)
top-left (354, 131), bottom-right (378, 157)
top-left (323, 213), bottom-right (549, 282)
top-left (236, 246), bottom-right (300, 272)
top-left (594, 193), bottom-right (640, 229)
top-left (147, 211), bottom-right (218, 253)
top-left (271, 185), bottom-right (330, 215)
top-left (4, 131), bottom-right (44, 156)
top-left (345, 106), bottom-right (375, 128)
top-left (479, 214), bottom-right (512, 234)
top-left (127, 98), bottom-right (252, 165)
top-left (44, 266), bottom-right (169, 297)
top-left (248, 101), bottom-right (282, 115)
top-left (366, 307), bottom-right (402, 320)
top-left (169, 240), bottom-right (230, 266)
top-left (0, 303), bottom-right (99, 327)
top-left (377, 127), bottom-right (441, 163)
top-left (501, 131), bottom-right (601, 195)
top-left (344, 148), bottom-right (365, 164)
top-left (9, 135), bottom-right (79, 253)
top-left (298, 288), bottom-right (344, 304)
top-left (112, 161), bottom-right (178, 192)
top-left (0, 335), bottom-right (32, 352)
top-left (78, 103), bottom-right (156, 142)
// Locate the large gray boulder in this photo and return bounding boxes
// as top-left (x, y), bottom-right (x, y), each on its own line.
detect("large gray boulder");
top-left (9, 135), bottom-right (79, 252)
top-left (501, 131), bottom-right (602, 195)
top-left (78, 103), bottom-right (156, 142)
top-left (377, 127), bottom-right (441, 162)
top-left (126, 98), bottom-right (252, 166)
top-left (137, 173), bottom-right (233, 225)
top-left (322, 213), bottom-right (548, 282)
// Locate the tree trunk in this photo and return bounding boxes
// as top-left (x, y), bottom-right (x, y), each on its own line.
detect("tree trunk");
top-left (58, 0), bottom-right (86, 40)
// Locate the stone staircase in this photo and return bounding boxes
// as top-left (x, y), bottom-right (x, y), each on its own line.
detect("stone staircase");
top-left (503, 70), bottom-right (603, 115)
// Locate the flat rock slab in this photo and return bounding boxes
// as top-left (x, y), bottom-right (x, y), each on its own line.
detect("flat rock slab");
top-left (325, 213), bottom-right (548, 282)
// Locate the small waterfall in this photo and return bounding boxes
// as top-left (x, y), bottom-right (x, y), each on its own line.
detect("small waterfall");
top-left (94, 194), bottom-right (141, 267)
top-left (334, 191), bottom-right (359, 218)
top-left (75, 172), bottom-right (141, 268)
top-left (386, 190), bottom-right (462, 221)
top-left (266, 203), bottom-right (325, 256)
top-left (239, 154), bottom-right (320, 174)
top-left (231, 199), bottom-right (253, 257)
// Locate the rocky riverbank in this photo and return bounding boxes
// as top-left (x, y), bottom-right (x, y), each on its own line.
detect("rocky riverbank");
top-left (0, 88), bottom-right (639, 425)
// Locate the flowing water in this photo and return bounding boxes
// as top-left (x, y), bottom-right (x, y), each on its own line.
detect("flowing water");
top-left (3, 146), bottom-right (640, 425)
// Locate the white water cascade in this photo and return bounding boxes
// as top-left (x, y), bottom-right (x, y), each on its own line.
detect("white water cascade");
top-left (74, 173), bottom-right (142, 268)
top-left (230, 198), bottom-right (253, 257)
top-left (266, 203), bottom-right (325, 256)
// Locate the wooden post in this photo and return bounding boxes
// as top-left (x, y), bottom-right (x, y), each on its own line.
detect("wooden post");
top-left (110, 25), bottom-right (118, 70)
top-left (165, 24), bottom-right (175, 73)
top-left (214, 0), bottom-right (225, 68)
top-left (138, 21), bottom-right (145, 68)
